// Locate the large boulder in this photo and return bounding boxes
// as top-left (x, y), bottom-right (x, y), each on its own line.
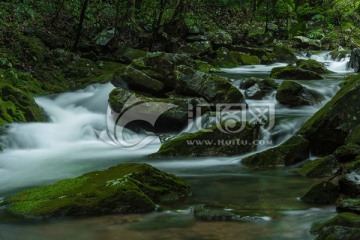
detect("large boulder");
top-left (3, 163), bottom-right (191, 218)
top-left (349, 48), bottom-right (360, 72)
top-left (152, 122), bottom-right (260, 158)
top-left (333, 144), bottom-right (360, 162)
top-left (270, 66), bottom-right (324, 80)
top-left (298, 155), bottom-right (340, 178)
top-left (292, 36), bottom-right (322, 50)
top-left (205, 31), bottom-right (233, 48)
top-left (339, 171), bottom-right (360, 198)
top-left (174, 65), bottom-right (245, 104)
top-left (337, 198), bottom-right (360, 214)
top-left (211, 47), bottom-right (239, 68)
top-left (311, 213), bottom-right (360, 240)
top-left (269, 46), bottom-right (298, 64)
top-left (299, 74), bottom-right (360, 155)
top-left (109, 87), bottom-right (207, 132)
top-left (229, 46), bottom-right (270, 64)
top-left (115, 47), bottom-right (147, 64)
top-left (112, 66), bottom-right (165, 95)
top-left (276, 80), bottom-right (323, 106)
top-left (240, 77), bottom-right (278, 100)
top-left (241, 135), bottom-right (310, 167)
top-left (296, 59), bottom-right (331, 74)
top-left (178, 41), bottom-right (212, 57)
top-left (231, 52), bottom-right (261, 65)
top-left (301, 181), bottom-right (339, 204)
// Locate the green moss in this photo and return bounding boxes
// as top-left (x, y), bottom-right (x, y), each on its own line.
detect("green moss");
top-left (242, 135), bottom-right (309, 167)
top-left (5, 163), bottom-right (191, 218)
top-left (270, 66), bottom-right (324, 80)
top-left (311, 213), bottom-right (360, 234)
top-left (212, 47), bottom-right (239, 68)
top-left (345, 125), bottom-right (360, 145)
top-left (298, 155), bottom-right (339, 178)
top-left (337, 198), bottom-right (360, 214)
top-left (195, 60), bottom-right (221, 73)
top-left (269, 46), bottom-right (298, 64)
top-left (297, 59), bottom-right (331, 74)
top-left (334, 144), bottom-right (360, 162)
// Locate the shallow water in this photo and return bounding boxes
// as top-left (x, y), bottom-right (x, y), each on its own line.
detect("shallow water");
top-left (0, 54), bottom-right (352, 239)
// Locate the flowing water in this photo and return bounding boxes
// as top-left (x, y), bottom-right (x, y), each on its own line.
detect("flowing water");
top-left (0, 52), bottom-right (354, 239)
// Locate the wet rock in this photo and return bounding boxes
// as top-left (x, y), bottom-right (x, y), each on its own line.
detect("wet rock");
top-left (276, 80), bottom-right (324, 106)
top-left (205, 31), bottom-right (233, 48)
top-left (174, 65), bottom-right (245, 104)
top-left (339, 172), bottom-right (360, 197)
top-left (193, 204), bottom-right (267, 222)
top-left (211, 47), bottom-right (239, 68)
top-left (293, 36), bottom-right (322, 50)
top-left (178, 41), bottom-right (212, 57)
top-left (109, 87), bottom-right (207, 133)
top-left (330, 50), bottom-right (349, 61)
top-left (296, 59), bottom-right (331, 74)
top-left (298, 74), bottom-right (360, 155)
top-left (242, 135), bottom-right (310, 167)
top-left (270, 66), bottom-right (323, 80)
top-left (311, 213), bottom-right (360, 240)
top-left (112, 66), bottom-right (165, 94)
top-left (115, 47), bottom-right (147, 64)
top-left (349, 48), bottom-right (360, 72)
top-left (4, 163), bottom-right (191, 218)
top-left (334, 144), bottom-right (360, 162)
top-left (152, 122), bottom-right (260, 158)
top-left (269, 46), bottom-right (298, 64)
top-left (345, 125), bottom-right (360, 145)
top-left (242, 78), bottom-right (278, 100)
top-left (231, 52), bottom-right (260, 65)
top-left (229, 46), bottom-right (270, 64)
top-left (337, 198), bottom-right (360, 214)
top-left (301, 181), bottom-right (339, 204)
top-left (298, 155), bottom-right (340, 178)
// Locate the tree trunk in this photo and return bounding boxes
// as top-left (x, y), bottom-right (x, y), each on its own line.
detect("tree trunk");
top-left (72, 0), bottom-right (90, 51)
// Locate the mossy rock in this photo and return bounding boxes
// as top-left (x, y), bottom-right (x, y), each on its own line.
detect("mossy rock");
top-left (109, 87), bottom-right (207, 133)
top-left (193, 203), bottom-right (266, 222)
top-left (115, 46), bottom-right (147, 64)
top-left (211, 47), bottom-right (239, 68)
top-left (297, 59), bottom-right (331, 74)
top-left (242, 135), bottom-right (309, 167)
top-left (4, 163), bottom-right (191, 218)
top-left (298, 155), bottom-right (340, 178)
top-left (345, 125), bottom-right (360, 145)
top-left (194, 60), bottom-right (221, 73)
top-left (339, 172), bottom-right (360, 198)
top-left (231, 52), bottom-right (260, 65)
top-left (276, 80), bottom-right (324, 106)
top-left (301, 181), bottom-right (339, 204)
top-left (229, 46), bottom-right (270, 64)
top-left (337, 198), bottom-right (360, 214)
top-left (174, 65), bottom-right (245, 104)
top-left (178, 41), bottom-right (212, 57)
top-left (152, 122), bottom-right (259, 158)
top-left (311, 213), bottom-right (360, 240)
top-left (333, 144), bottom-right (360, 162)
top-left (112, 65), bottom-right (165, 94)
top-left (269, 46), bottom-right (298, 64)
top-left (205, 31), bottom-right (233, 47)
top-left (299, 74), bottom-right (360, 155)
top-left (270, 66), bottom-right (324, 80)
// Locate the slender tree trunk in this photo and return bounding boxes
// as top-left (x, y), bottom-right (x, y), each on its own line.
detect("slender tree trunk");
top-left (114, 0), bottom-right (121, 44)
top-left (73, 0), bottom-right (89, 51)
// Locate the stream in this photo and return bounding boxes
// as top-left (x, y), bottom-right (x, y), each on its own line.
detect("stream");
top-left (0, 52), bottom-right (354, 239)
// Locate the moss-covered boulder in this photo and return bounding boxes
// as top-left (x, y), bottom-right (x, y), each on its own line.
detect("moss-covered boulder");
top-left (109, 87), bottom-right (207, 132)
top-left (194, 60), bottom-right (221, 73)
top-left (299, 74), bottom-right (360, 155)
top-left (174, 65), bottom-right (245, 104)
top-left (276, 80), bottom-right (324, 106)
top-left (3, 163), bottom-right (191, 218)
top-left (241, 78), bottom-right (278, 100)
top-left (211, 47), bottom-right (239, 68)
top-left (178, 41), bottom-right (212, 57)
top-left (112, 65), bottom-right (165, 95)
top-left (345, 125), bottom-right (360, 145)
top-left (334, 144), bottom-right (360, 162)
top-left (337, 198), bottom-right (360, 214)
top-left (270, 66), bottom-right (324, 80)
top-left (242, 135), bottom-right (309, 167)
top-left (115, 47), bottom-right (147, 64)
top-left (311, 213), bottom-right (360, 240)
top-left (339, 172), bottom-right (360, 198)
top-left (301, 181), bottom-right (339, 204)
top-left (152, 122), bottom-right (259, 158)
top-left (297, 59), bottom-right (331, 74)
top-left (269, 46), bottom-right (298, 64)
top-left (205, 31), bottom-right (233, 48)
top-left (298, 155), bottom-right (340, 178)
top-left (229, 46), bottom-right (270, 64)
top-left (231, 52), bottom-right (260, 65)
top-left (293, 36), bottom-right (322, 50)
